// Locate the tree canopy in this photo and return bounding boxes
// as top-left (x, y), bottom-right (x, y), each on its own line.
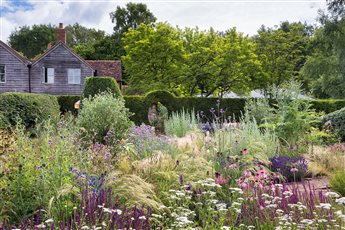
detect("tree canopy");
top-left (122, 23), bottom-right (264, 97)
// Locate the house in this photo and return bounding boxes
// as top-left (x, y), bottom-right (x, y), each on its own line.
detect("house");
top-left (86, 60), bottom-right (123, 89)
top-left (0, 40), bottom-right (31, 93)
top-left (0, 23), bottom-right (122, 95)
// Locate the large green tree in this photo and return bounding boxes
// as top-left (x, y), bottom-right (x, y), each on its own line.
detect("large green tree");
top-left (253, 22), bottom-right (312, 87)
top-left (181, 27), bottom-right (220, 96)
top-left (9, 24), bottom-right (56, 59)
top-left (8, 23), bottom-right (109, 59)
top-left (123, 24), bottom-right (264, 97)
top-left (122, 22), bottom-right (186, 92)
top-left (110, 2), bottom-right (157, 35)
top-left (207, 28), bottom-right (265, 97)
top-left (65, 23), bottom-right (106, 47)
top-left (301, 12), bottom-right (345, 98)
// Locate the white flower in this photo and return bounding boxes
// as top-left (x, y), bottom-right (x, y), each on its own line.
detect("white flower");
top-left (152, 214), bottom-right (162, 218)
top-left (103, 207), bottom-right (112, 214)
top-left (335, 210), bottom-right (343, 216)
top-left (317, 219), bottom-right (328, 223)
top-left (81, 226), bottom-right (90, 230)
top-left (336, 197), bottom-right (345, 205)
top-left (325, 192), bottom-right (340, 198)
top-left (301, 219), bottom-right (313, 225)
top-left (221, 226), bottom-right (230, 230)
top-left (112, 209), bottom-right (123, 215)
top-left (319, 203), bottom-right (332, 210)
top-left (139, 216), bottom-right (146, 220)
top-left (35, 224), bottom-right (46, 229)
top-left (44, 219), bottom-right (54, 224)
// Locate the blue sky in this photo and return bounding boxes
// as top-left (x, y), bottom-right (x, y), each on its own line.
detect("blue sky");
top-left (1, 0), bottom-right (327, 43)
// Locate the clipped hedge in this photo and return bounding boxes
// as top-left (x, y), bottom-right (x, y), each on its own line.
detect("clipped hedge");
top-left (57, 95), bottom-right (80, 114)
top-left (82, 77), bottom-right (122, 99)
top-left (310, 100), bottom-right (345, 114)
top-left (0, 92), bottom-right (60, 129)
top-left (55, 90), bottom-right (345, 125)
top-left (322, 107), bottom-right (345, 141)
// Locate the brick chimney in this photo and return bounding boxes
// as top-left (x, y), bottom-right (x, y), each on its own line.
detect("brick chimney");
top-left (56, 23), bottom-right (66, 44)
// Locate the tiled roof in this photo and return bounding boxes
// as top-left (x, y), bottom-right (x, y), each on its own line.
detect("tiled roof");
top-left (86, 60), bottom-right (122, 82)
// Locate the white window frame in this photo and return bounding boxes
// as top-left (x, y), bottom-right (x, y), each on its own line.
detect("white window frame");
top-left (68, 68), bottom-right (81, 84)
top-left (0, 65), bottom-right (6, 83)
top-left (42, 67), bottom-right (54, 84)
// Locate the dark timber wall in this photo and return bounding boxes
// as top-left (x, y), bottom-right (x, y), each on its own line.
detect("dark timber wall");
top-left (31, 44), bottom-right (93, 95)
top-left (0, 45), bottom-right (30, 93)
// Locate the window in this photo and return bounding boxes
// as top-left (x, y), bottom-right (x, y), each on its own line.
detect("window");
top-left (0, 65), bottom-right (5, 83)
top-left (42, 67), bottom-right (54, 83)
top-left (68, 68), bottom-right (81, 84)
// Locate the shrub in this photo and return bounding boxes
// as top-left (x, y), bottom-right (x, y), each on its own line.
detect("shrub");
top-left (0, 92), bottom-right (59, 129)
top-left (77, 92), bottom-right (133, 144)
top-left (244, 98), bottom-right (275, 124)
top-left (124, 95), bottom-right (150, 124)
top-left (270, 155), bottom-right (308, 182)
top-left (165, 109), bottom-right (198, 137)
top-left (56, 95), bottom-right (80, 114)
top-left (82, 77), bottom-right (122, 99)
top-left (322, 107), bottom-right (345, 141)
top-left (330, 170), bottom-right (345, 196)
top-left (128, 124), bottom-right (170, 159)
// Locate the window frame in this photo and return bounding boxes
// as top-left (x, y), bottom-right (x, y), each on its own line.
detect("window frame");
top-left (42, 67), bottom-right (55, 84)
top-left (0, 65), bottom-right (6, 83)
top-left (67, 68), bottom-right (81, 85)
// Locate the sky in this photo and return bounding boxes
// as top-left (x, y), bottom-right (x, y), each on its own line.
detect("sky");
top-left (0, 0), bottom-right (327, 43)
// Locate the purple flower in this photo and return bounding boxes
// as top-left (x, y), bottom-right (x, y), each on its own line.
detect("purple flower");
top-left (179, 175), bottom-right (184, 185)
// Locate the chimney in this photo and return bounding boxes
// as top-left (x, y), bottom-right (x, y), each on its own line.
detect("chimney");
top-left (56, 23), bottom-right (66, 44)
top-left (47, 43), bottom-right (53, 50)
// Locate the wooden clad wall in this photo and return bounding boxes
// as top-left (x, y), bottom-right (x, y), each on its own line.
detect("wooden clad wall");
top-left (0, 45), bottom-right (29, 93)
top-left (31, 45), bottom-right (93, 95)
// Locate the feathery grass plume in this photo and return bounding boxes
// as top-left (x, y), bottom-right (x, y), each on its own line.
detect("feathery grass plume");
top-left (165, 109), bottom-right (198, 138)
top-left (105, 173), bottom-right (163, 209)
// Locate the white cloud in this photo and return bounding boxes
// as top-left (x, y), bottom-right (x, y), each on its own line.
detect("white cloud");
top-left (1, 0), bottom-right (327, 43)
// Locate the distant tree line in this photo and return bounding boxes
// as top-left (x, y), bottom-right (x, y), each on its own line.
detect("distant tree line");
top-left (7, 1), bottom-right (345, 98)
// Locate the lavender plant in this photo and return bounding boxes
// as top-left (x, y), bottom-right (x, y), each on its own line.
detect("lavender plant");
top-left (128, 124), bottom-right (171, 159)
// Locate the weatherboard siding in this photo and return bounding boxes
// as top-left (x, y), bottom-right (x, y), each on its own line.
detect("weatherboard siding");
top-left (0, 45), bottom-right (29, 93)
top-left (31, 45), bottom-right (93, 95)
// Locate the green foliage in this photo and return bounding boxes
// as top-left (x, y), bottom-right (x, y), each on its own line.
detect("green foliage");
top-left (322, 107), bottom-right (345, 141)
top-left (262, 81), bottom-right (318, 144)
top-left (123, 25), bottom-right (264, 96)
top-left (9, 24), bottom-right (56, 58)
top-left (82, 77), bottom-right (122, 99)
top-left (253, 21), bottom-right (312, 86)
top-left (244, 98), bottom-right (275, 124)
top-left (77, 92), bottom-right (133, 144)
top-left (123, 22), bottom-right (186, 93)
top-left (310, 99), bottom-right (345, 114)
top-left (165, 109), bottom-right (198, 137)
top-left (0, 118), bottom-right (82, 223)
top-left (301, 12), bottom-right (345, 98)
top-left (56, 95), bottom-right (80, 114)
top-left (65, 23), bottom-right (106, 48)
top-left (110, 2), bottom-right (157, 35)
top-left (330, 170), bottom-right (345, 196)
top-left (0, 92), bottom-right (60, 129)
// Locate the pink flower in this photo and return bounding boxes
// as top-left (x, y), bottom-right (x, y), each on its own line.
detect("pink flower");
top-left (215, 172), bottom-right (229, 185)
top-left (255, 169), bottom-right (268, 179)
top-left (244, 170), bottom-right (252, 178)
top-left (229, 163), bottom-right (237, 169)
top-left (241, 148), bottom-right (249, 155)
top-left (290, 167), bottom-right (299, 173)
top-left (240, 182), bottom-right (248, 189)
